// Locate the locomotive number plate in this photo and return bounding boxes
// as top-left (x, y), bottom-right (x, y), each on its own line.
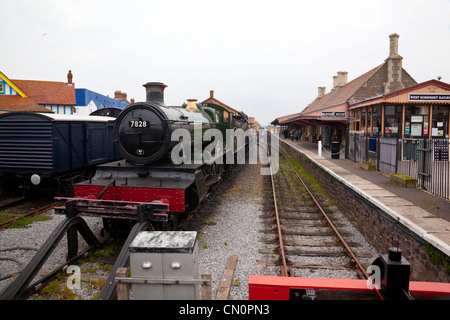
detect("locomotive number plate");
top-left (129, 120), bottom-right (149, 128)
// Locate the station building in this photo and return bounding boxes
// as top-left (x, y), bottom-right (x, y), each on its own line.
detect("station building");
top-left (278, 34), bottom-right (417, 147)
top-left (273, 34), bottom-right (450, 200)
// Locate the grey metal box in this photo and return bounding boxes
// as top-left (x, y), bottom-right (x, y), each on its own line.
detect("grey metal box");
top-left (129, 231), bottom-right (199, 300)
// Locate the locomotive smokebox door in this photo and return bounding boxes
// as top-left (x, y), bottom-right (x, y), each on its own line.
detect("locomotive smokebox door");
top-left (129, 231), bottom-right (199, 300)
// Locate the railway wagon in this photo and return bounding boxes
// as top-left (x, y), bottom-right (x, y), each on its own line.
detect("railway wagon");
top-left (0, 112), bottom-right (121, 192)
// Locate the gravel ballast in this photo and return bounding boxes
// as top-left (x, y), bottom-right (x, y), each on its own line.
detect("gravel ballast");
top-left (1, 161), bottom-right (378, 300)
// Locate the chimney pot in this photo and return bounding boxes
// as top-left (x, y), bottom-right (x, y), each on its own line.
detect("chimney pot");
top-left (210, 90), bottom-right (214, 99)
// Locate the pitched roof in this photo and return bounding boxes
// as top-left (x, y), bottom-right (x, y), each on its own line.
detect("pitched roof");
top-left (0, 95), bottom-right (51, 112)
top-left (12, 79), bottom-right (76, 105)
top-left (0, 71), bottom-right (27, 97)
top-left (202, 97), bottom-right (240, 115)
top-left (270, 112), bottom-right (301, 125)
top-left (299, 65), bottom-right (382, 116)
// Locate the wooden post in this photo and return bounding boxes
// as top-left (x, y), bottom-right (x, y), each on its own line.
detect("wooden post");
top-left (116, 267), bottom-right (129, 300)
top-left (201, 270), bottom-right (212, 300)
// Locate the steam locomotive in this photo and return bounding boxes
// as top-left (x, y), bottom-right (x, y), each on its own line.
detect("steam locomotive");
top-left (57, 82), bottom-right (249, 232)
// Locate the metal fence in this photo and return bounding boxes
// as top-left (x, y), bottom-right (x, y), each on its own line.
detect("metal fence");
top-left (397, 139), bottom-right (450, 200)
top-left (347, 133), bottom-right (450, 200)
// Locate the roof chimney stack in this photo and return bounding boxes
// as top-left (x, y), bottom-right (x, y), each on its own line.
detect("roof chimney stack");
top-left (332, 76), bottom-right (338, 91)
top-left (337, 71), bottom-right (348, 87)
top-left (389, 33), bottom-right (400, 58)
top-left (114, 90), bottom-right (122, 99)
top-left (318, 87), bottom-right (326, 98)
top-left (210, 90), bottom-right (214, 99)
top-left (67, 70), bottom-right (73, 86)
top-left (384, 33), bottom-right (404, 93)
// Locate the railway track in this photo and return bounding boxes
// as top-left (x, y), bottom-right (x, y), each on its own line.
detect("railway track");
top-left (0, 202), bottom-right (57, 230)
top-left (261, 145), bottom-right (377, 280)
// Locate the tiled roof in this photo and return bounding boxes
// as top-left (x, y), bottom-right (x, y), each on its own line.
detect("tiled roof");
top-left (12, 79), bottom-right (76, 105)
top-left (0, 95), bottom-right (52, 112)
top-left (202, 97), bottom-right (240, 115)
top-left (300, 65), bottom-right (382, 116)
top-left (270, 112), bottom-right (301, 125)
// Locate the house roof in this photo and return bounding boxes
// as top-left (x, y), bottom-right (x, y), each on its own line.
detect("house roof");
top-left (202, 97), bottom-right (240, 115)
top-left (0, 95), bottom-right (51, 112)
top-left (0, 71), bottom-right (27, 97)
top-left (299, 65), bottom-right (382, 117)
top-left (12, 79), bottom-right (76, 105)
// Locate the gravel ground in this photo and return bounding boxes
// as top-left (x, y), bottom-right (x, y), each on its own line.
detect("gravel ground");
top-left (0, 210), bottom-right (105, 298)
top-left (186, 163), bottom-right (273, 300)
top-left (1, 161), bottom-right (379, 300)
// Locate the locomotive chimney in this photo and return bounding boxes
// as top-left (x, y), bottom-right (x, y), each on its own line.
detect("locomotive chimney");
top-left (143, 82), bottom-right (167, 106)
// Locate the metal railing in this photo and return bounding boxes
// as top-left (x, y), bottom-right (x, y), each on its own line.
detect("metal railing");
top-left (346, 134), bottom-right (450, 200)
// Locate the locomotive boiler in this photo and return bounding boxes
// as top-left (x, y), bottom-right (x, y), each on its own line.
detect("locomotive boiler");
top-left (63, 82), bottom-right (249, 232)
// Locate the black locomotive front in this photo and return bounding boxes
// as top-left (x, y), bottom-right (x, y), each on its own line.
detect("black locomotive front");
top-left (114, 83), bottom-right (186, 166)
top-left (114, 82), bottom-right (217, 166)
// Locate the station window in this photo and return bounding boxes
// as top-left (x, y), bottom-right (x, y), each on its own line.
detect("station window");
top-left (431, 105), bottom-right (449, 138)
top-left (0, 83), bottom-right (4, 94)
top-left (354, 109), bottom-right (360, 131)
top-left (372, 106), bottom-right (382, 137)
top-left (384, 105), bottom-right (402, 137)
top-left (405, 105), bottom-right (429, 137)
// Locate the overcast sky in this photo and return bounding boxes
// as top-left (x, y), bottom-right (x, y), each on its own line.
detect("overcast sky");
top-left (1, 0), bottom-right (449, 125)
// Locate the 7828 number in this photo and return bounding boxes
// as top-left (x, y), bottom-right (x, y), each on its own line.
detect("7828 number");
top-left (129, 120), bottom-right (149, 128)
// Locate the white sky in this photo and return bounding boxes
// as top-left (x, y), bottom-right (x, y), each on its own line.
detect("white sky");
top-left (1, 0), bottom-right (450, 125)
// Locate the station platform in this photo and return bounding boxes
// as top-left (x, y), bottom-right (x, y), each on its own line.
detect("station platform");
top-left (279, 137), bottom-right (450, 256)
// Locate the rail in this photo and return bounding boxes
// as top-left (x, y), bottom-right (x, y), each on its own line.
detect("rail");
top-left (269, 146), bottom-right (369, 279)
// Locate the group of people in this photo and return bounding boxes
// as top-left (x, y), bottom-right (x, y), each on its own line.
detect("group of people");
top-left (283, 129), bottom-right (302, 141)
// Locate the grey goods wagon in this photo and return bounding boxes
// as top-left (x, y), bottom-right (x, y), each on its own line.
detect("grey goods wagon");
top-left (0, 112), bottom-right (121, 190)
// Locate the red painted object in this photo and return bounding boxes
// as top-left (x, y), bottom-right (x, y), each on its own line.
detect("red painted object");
top-left (74, 185), bottom-right (185, 212)
top-left (249, 275), bottom-right (450, 300)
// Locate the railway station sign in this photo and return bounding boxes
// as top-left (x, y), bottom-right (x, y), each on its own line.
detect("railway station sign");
top-left (409, 93), bottom-right (450, 102)
top-left (321, 111), bottom-right (346, 119)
